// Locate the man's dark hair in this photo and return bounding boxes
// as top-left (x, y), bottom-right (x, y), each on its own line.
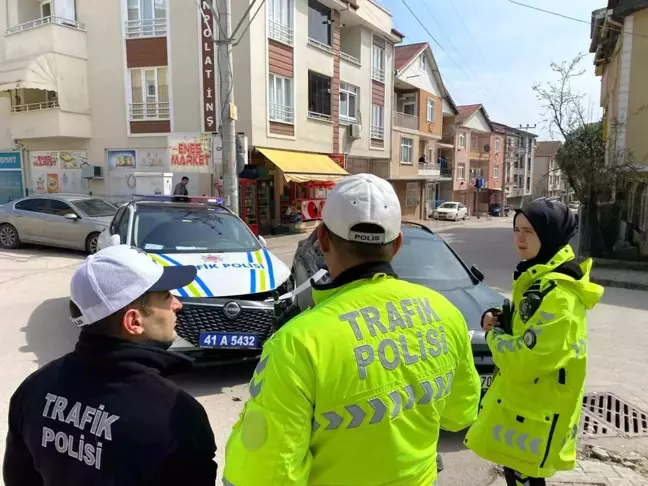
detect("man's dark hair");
top-left (182, 176), bottom-right (189, 182)
top-left (323, 223), bottom-right (396, 263)
top-left (70, 294), bottom-right (153, 337)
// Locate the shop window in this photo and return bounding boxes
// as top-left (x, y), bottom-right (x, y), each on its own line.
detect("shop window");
top-left (406, 182), bottom-right (419, 207)
top-left (400, 138), bottom-right (413, 164)
top-left (307, 71), bottom-right (331, 120)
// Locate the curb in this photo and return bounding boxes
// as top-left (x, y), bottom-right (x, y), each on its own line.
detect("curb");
top-left (591, 277), bottom-right (648, 292)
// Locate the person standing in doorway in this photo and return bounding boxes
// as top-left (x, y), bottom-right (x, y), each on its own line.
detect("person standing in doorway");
top-left (173, 176), bottom-right (189, 202)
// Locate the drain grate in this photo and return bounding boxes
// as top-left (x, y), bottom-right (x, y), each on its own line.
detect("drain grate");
top-left (582, 392), bottom-right (648, 437)
top-left (579, 409), bottom-right (621, 437)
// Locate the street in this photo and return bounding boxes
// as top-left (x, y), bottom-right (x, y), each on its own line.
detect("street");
top-left (1, 217), bottom-right (648, 485)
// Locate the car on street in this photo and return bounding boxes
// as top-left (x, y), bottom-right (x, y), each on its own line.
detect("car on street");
top-left (0, 195), bottom-right (117, 253)
top-left (291, 222), bottom-right (504, 391)
top-left (98, 196), bottom-right (294, 363)
top-left (432, 201), bottom-right (468, 221)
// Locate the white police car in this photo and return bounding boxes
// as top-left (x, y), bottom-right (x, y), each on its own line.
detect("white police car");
top-left (98, 196), bottom-right (293, 363)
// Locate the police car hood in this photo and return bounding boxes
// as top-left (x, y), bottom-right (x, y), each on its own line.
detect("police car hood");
top-left (147, 249), bottom-right (290, 298)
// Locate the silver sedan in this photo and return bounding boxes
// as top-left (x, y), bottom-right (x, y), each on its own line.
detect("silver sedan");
top-left (0, 195), bottom-right (117, 253)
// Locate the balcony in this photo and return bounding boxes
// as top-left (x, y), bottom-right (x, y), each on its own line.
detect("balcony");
top-left (418, 163), bottom-right (440, 178)
top-left (470, 150), bottom-right (489, 161)
top-left (125, 19), bottom-right (167, 39)
top-left (10, 102), bottom-right (91, 139)
top-left (129, 102), bottom-right (170, 121)
top-left (393, 112), bottom-right (418, 131)
top-left (5, 16), bottom-right (87, 61)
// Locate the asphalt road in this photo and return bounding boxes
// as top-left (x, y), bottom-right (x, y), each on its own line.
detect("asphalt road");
top-left (2, 218), bottom-right (647, 486)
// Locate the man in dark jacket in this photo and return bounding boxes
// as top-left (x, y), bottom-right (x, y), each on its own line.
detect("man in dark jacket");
top-left (3, 245), bottom-right (217, 486)
top-left (173, 176), bottom-right (190, 202)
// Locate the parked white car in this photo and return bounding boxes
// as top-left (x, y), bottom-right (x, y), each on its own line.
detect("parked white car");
top-left (433, 202), bottom-right (468, 221)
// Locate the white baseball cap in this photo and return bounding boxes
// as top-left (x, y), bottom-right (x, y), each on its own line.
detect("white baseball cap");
top-left (70, 245), bottom-right (197, 327)
top-left (322, 173), bottom-right (401, 244)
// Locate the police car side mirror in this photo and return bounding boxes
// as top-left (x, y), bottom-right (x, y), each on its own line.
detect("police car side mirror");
top-left (109, 234), bottom-right (121, 246)
top-left (471, 265), bottom-right (485, 282)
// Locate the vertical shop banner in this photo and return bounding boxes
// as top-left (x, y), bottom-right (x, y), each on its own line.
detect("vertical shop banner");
top-left (107, 150), bottom-right (137, 169)
top-left (137, 148), bottom-right (169, 169)
top-left (47, 174), bottom-right (59, 193)
top-left (169, 133), bottom-right (213, 173)
top-left (329, 154), bottom-right (346, 169)
top-left (200, 0), bottom-right (217, 132)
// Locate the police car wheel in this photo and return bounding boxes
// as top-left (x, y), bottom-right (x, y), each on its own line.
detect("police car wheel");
top-left (0, 223), bottom-right (20, 249)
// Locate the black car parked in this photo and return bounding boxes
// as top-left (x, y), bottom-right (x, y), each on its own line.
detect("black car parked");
top-left (291, 222), bottom-right (505, 391)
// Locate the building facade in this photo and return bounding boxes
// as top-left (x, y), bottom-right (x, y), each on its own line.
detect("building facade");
top-left (532, 141), bottom-right (563, 200)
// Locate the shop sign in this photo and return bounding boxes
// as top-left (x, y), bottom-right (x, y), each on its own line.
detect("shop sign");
top-left (169, 133), bottom-right (213, 173)
top-left (137, 148), bottom-right (168, 168)
top-left (0, 152), bottom-right (21, 170)
top-left (200, 0), bottom-right (217, 133)
top-left (330, 154), bottom-right (346, 169)
top-left (30, 151), bottom-right (59, 169)
top-left (107, 150), bottom-right (137, 169)
top-left (59, 151), bottom-right (86, 169)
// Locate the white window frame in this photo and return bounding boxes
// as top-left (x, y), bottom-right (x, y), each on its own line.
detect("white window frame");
top-left (419, 55), bottom-right (427, 73)
top-left (400, 137), bottom-right (414, 164)
top-left (406, 182), bottom-right (419, 207)
top-left (493, 166), bottom-right (499, 178)
top-left (495, 137), bottom-right (501, 152)
top-left (458, 133), bottom-right (466, 149)
top-left (339, 82), bottom-right (358, 123)
top-left (126, 0), bottom-right (167, 38)
top-left (457, 162), bottom-right (466, 179)
top-left (268, 0), bottom-right (294, 45)
top-left (128, 67), bottom-right (170, 121)
top-left (372, 43), bottom-right (385, 82)
top-left (268, 73), bottom-right (294, 124)
top-left (426, 98), bottom-right (436, 123)
top-left (371, 104), bottom-right (384, 139)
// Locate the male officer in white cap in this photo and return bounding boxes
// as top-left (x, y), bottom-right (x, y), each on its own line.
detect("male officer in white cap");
top-left (224, 173), bottom-right (481, 485)
top-left (3, 245), bottom-right (217, 486)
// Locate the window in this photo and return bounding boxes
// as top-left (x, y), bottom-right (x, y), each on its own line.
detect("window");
top-left (372, 43), bottom-right (385, 82)
top-left (268, 73), bottom-right (294, 123)
top-left (371, 104), bottom-right (384, 139)
top-left (471, 136), bottom-right (477, 150)
top-left (308, 0), bottom-right (331, 47)
top-left (49, 200), bottom-right (75, 216)
top-left (117, 210), bottom-right (131, 242)
top-left (419, 55), bottom-right (427, 73)
top-left (457, 162), bottom-right (466, 179)
top-left (339, 83), bottom-right (358, 122)
top-left (494, 137), bottom-right (500, 152)
top-left (126, 0), bottom-right (167, 38)
top-left (458, 133), bottom-right (466, 149)
top-left (493, 166), bottom-right (499, 178)
top-left (129, 67), bottom-right (170, 120)
top-left (15, 198), bottom-right (47, 213)
top-left (426, 99), bottom-right (436, 123)
top-left (398, 94), bottom-right (416, 116)
top-left (268, 0), bottom-right (294, 45)
top-left (401, 138), bottom-right (414, 164)
top-left (406, 182), bottom-right (419, 207)
top-left (307, 71), bottom-right (331, 120)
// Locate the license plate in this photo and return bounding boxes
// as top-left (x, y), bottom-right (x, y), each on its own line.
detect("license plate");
top-left (480, 374), bottom-right (493, 390)
top-left (199, 333), bottom-right (259, 349)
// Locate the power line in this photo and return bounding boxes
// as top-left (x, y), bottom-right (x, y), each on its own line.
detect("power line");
top-left (445, 0), bottom-right (489, 63)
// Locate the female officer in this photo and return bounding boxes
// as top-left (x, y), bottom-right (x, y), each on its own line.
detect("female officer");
top-left (464, 198), bottom-right (604, 486)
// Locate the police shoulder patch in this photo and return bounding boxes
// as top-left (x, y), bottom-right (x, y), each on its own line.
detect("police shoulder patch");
top-left (519, 293), bottom-right (541, 323)
top-left (523, 329), bottom-right (537, 349)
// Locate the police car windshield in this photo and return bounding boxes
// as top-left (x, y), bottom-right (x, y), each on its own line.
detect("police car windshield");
top-left (392, 233), bottom-right (473, 289)
top-left (133, 206), bottom-right (261, 253)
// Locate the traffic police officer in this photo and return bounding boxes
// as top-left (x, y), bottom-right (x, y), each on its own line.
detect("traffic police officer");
top-left (465, 198), bottom-right (604, 485)
top-left (224, 173), bottom-right (482, 485)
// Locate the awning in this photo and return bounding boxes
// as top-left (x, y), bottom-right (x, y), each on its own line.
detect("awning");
top-left (0, 53), bottom-right (58, 92)
top-left (257, 148), bottom-right (349, 183)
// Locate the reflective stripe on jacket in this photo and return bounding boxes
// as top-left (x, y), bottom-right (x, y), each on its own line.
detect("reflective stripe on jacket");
top-left (465, 245), bottom-right (603, 479)
top-left (224, 264), bottom-right (481, 485)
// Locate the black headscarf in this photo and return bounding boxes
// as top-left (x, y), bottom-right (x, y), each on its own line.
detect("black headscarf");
top-left (513, 197), bottom-right (578, 278)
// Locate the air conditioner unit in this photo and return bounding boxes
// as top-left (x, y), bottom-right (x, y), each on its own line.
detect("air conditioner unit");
top-left (483, 144), bottom-right (490, 153)
top-left (348, 123), bottom-right (361, 139)
top-left (81, 165), bottom-right (103, 179)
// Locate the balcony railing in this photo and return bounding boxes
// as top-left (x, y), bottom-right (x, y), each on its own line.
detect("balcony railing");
top-left (6, 16), bottom-right (84, 35)
top-left (269, 103), bottom-right (294, 124)
top-left (129, 102), bottom-right (170, 120)
top-left (418, 163), bottom-right (440, 177)
top-left (340, 51), bottom-right (361, 65)
top-left (372, 67), bottom-right (385, 83)
top-left (393, 112), bottom-right (418, 130)
top-left (125, 18), bottom-right (167, 38)
top-left (11, 100), bottom-right (60, 112)
top-left (470, 150), bottom-right (489, 161)
top-left (268, 20), bottom-right (293, 45)
top-left (370, 125), bottom-right (384, 139)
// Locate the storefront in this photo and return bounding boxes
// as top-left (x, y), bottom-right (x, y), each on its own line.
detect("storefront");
top-left (28, 151), bottom-right (88, 195)
top-left (0, 151), bottom-right (24, 204)
top-left (251, 148), bottom-right (349, 235)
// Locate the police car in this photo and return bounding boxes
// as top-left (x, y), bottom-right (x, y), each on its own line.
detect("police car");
top-left (98, 195), bottom-right (294, 363)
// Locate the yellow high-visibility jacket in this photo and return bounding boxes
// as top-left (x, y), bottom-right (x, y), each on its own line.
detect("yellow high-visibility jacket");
top-left (224, 265), bottom-right (481, 485)
top-left (465, 245), bottom-right (603, 478)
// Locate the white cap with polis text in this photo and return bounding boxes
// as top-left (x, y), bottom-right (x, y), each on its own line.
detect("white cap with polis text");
top-left (322, 173), bottom-right (401, 244)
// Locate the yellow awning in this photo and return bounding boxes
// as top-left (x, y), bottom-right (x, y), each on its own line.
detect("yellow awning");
top-left (0, 53), bottom-right (58, 92)
top-left (257, 148), bottom-right (348, 183)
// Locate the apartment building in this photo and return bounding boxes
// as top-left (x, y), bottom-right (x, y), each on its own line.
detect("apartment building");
top-left (591, 0), bottom-right (648, 254)
top-left (532, 141), bottom-right (563, 200)
top-left (232, 0), bottom-right (402, 233)
top-left (387, 42), bottom-right (455, 219)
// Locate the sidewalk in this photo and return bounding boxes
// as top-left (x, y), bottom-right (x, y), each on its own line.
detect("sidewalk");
top-left (591, 267), bottom-right (648, 292)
